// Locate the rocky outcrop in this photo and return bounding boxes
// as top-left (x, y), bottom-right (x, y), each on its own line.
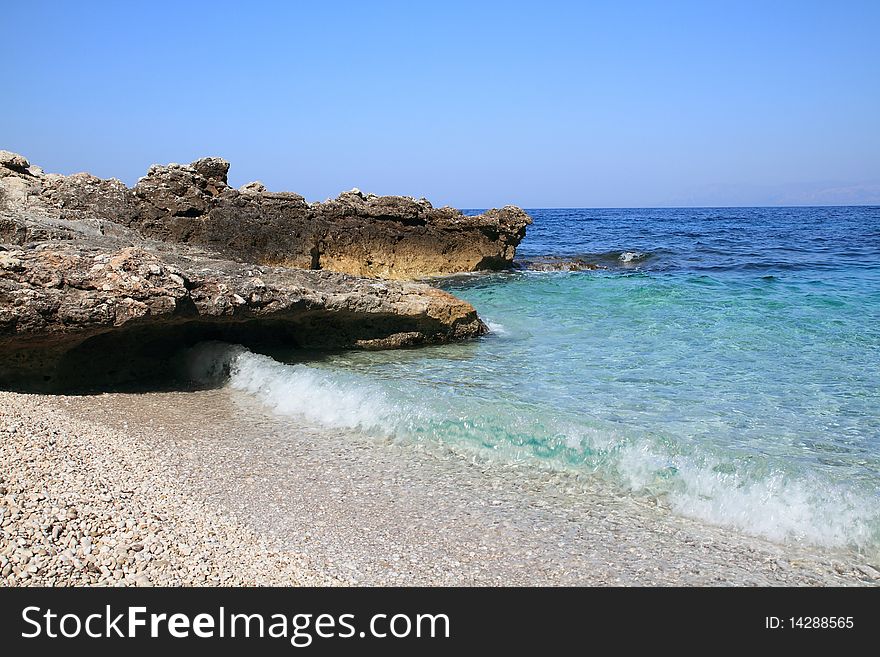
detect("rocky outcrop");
top-left (0, 152), bottom-right (494, 390)
top-left (130, 160), bottom-right (531, 278)
top-left (1, 151), bottom-right (531, 279)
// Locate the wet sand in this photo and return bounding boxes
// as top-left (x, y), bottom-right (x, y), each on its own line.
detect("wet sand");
top-left (32, 387), bottom-right (879, 586)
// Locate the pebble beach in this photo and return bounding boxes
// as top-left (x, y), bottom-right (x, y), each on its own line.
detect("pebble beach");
top-left (2, 389), bottom-right (877, 587)
top-left (0, 391), bottom-right (337, 586)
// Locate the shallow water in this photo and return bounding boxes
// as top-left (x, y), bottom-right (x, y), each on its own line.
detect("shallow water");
top-left (54, 387), bottom-right (871, 585)
top-left (189, 206), bottom-right (880, 553)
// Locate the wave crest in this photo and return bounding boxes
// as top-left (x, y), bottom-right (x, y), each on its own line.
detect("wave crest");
top-left (183, 342), bottom-right (880, 551)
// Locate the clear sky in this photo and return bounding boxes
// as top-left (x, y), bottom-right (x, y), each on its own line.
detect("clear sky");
top-left (3, 0), bottom-right (879, 208)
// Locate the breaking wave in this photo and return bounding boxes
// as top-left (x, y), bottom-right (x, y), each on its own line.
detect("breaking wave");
top-left (185, 342), bottom-right (880, 552)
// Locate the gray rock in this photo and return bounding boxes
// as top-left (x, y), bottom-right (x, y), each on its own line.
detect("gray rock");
top-left (0, 151), bottom-right (31, 176)
top-left (239, 181), bottom-right (266, 194)
top-left (0, 151), bottom-right (522, 389)
top-left (2, 151), bottom-right (531, 279)
top-left (0, 157), bottom-right (493, 390)
top-left (190, 157), bottom-right (230, 185)
top-left (857, 564), bottom-right (880, 580)
top-left (0, 229), bottom-right (485, 388)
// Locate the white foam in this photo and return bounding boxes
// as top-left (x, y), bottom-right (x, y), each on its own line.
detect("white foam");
top-left (184, 342), bottom-right (398, 432)
top-left (184, 343), bottom-right (879, 551)
top-left (228, 352), bottom-right (404, 434)
top-left (486, 320), bottom-right (509, 336)
top-left (609, 439), bottom-right (879, 549)
top-left (669, 463), bottom-right (877, 548)
top-left (619, 251), bottom-right (644, 263)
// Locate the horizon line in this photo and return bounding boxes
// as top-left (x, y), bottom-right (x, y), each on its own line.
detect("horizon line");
top-left (460, 203), bottom-right (880, 211)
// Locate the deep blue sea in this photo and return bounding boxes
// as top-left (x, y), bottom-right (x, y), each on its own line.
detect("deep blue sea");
top-left (196, 207), bottom-right (880, 552)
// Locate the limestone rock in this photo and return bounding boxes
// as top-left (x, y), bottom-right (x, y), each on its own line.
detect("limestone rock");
top-left (190, 157), bottom-right (230, 185)
top-left (133, 169), bottom-right (532, 278)
top-left (1, 151), bottom-right (531, 279)
top-left (0, 151), bottom-right (31, 176)
top-left (0, 150), bottom-right (530, 389)
top-left (0, 202), bottom-right (485, 390)
top-left (239, 181), bottom-right (266, 194)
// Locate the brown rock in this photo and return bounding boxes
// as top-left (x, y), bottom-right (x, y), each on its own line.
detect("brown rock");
top-left (0, 205), bottom-right (485, 390)
top-left (0, 151), bottom-right (529, 390)
top-left (190, 157), bottom-right (230, 185)
top-left (1, 152), bottom-right (531, 279)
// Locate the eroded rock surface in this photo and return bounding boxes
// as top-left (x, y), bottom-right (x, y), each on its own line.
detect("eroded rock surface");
top-left (1, 152), bottom-right (531, 279)
top-left (0, 153), bottom-right (492, 390)
top-left (129, 161), bottom-right (531, 278)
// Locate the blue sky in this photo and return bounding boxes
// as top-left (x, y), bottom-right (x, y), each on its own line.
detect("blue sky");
top-left (3, 1), bottom-right (879, 207)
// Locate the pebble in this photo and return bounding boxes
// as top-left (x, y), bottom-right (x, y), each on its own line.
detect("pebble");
top-left (857, 564), bottom-right (880, 580)
top-left (0, 391), bottom-right (335, 587)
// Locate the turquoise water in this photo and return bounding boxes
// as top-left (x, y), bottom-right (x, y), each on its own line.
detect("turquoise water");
top-left (194, 207), bottom-right (880, 551)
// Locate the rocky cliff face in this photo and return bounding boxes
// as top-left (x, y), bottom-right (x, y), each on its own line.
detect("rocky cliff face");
top-left (0, 151), bottom-right (496, 390)
top-left (1, 151), bottom-right (531, 279)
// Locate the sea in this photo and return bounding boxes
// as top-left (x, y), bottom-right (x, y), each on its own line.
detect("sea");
top-left (187, 207), bottom-right (880, 554)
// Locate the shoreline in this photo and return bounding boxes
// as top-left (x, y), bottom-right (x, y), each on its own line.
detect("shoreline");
top-left (3, 389), bottom-right (877, 586)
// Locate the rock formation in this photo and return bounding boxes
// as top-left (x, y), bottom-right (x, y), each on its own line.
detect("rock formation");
top-left (0, 151), bottom-right (518, 390)
top-left (1, 151), bottom-right (531, 279)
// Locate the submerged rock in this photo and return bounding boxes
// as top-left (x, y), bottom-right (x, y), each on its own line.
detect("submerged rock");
top-left (515, 256), bottom-right (604, 272)
top-left (0, 152), bottom-right (499, 390)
